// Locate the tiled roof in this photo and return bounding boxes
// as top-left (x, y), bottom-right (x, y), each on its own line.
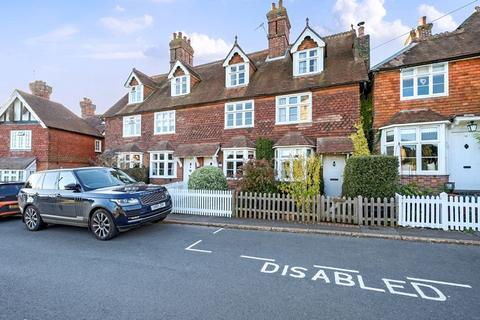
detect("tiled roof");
top-left (274, 132), bottom-right (315, 147)
top-left (104, 30), bottom-right (368, 118)
top-left (132, 68), bottom-right (158, 88)
top-left (373, 8), bottom-right (480, 70)
top-left (17, 90), bottom-right (103, 138)
top-left (316, 136), bottom-right (353, 154)
top-left (223, 136), bottom-right (255, 149)
top-left (83, 115), bottom-right (105, 135)
top-left (173, 143), bottom-right (220, 158)
top-left (149, 141), bottom-right (174, 151)
top-left (0, 157), bottom-right (36, 170)
top-left (111, 142), bottom-right (142, 153)
top-left (384, 109), bottom-right (449, 127)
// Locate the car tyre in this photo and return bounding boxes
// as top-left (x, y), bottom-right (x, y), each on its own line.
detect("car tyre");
top-left (23, 206), bottom-right (46, 231)
top-left (90, 209), bottom-right (118, 241)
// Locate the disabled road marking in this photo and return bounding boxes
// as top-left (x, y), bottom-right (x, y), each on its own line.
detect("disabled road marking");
top-left (185, 240), bottom-right (212, 253)
top-left (212, 228), bottom-right (224, 235)
top-left (240, 255), bottom-right (276, 262)
top-left (406, 277), bottom-right (472, 288)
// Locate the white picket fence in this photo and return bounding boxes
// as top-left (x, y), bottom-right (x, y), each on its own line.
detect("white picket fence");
top-left (398, 193), bottom-right (480, 231)
top-left (166, 188), bottom-right (233, 217)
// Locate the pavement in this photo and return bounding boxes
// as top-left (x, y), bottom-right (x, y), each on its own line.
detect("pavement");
top-left (165, 213), bottom-right (480, 246)
top-left (1, 215), bottom-right (479, 320)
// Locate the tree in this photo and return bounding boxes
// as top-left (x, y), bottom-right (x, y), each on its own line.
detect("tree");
top-left (255, 137), bottom-right (275, 161)
top-left (280, 155), bottom-right (322, 213)
top-left (350, 121), bottom-right (370, 157)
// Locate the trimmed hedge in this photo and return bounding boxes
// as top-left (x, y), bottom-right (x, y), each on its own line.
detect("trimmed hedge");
top-left (237, 160), bottom-right (278, 193)
top-left (255, 137), bottom-right (274, 161)
top-left (188, 166), bottom-right (228, 190)
top-left (342, 156), bottom-right (399, 198)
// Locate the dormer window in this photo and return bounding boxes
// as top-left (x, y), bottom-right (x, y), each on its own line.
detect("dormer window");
top-left (171, 75), bottom-right (190, 96)
top-left (128, 85), bottom-right (143, 104)
top-left (291, 24), bottom-right (325, 77)
top-left (227, 63), bottom-right (248, 88)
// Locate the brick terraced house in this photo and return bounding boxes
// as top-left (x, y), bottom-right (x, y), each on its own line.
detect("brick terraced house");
top-left (103, 1), bottom-right (370, 196)
top-left (0, 81), bottom-right (103, 182)
top-left (372, 7), bottom-right (480, 192)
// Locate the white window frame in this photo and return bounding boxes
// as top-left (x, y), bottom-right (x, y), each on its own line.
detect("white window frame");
top-left (128, 85), bottom-right (144, 104)
top-left (381, 124), bottom-right (446, 175)
top-left (224, 100), bottom-right (254, 129)
top-left (154, 111), bottom-right (176, 135)
top-left (0, 170), bottom-right (24, 182)
top-left (171, 75), bottom-right (190, 97)
top-left (95, 140), bottom-right (102, 153)
top-left (10, 130), bottom-right (32, 150)
top-left (275, 92), bottom-right (312, 125)
top-left (226, 63), bottom-right (249, 88)
top-left (122, 115), bottom-right (141, 137)
top-left (274, 147), bottom-right (313, 180)
top-left (117, 153), bottom-right (143, 169)
top-left (293, 48), bottom-right (322, 76)
top-left (400, 63), bottom-right (449, 100)
top-left (149, 151), bottom-right (177, 179)
top-left (223, 149), bottom-right (255, 179)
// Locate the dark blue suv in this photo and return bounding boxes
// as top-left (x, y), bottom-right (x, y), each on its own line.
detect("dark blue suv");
top-left (18, 167), bottom-right (172, 240)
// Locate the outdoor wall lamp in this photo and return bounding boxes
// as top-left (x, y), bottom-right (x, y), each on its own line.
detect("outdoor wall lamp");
top-left (467, 121), bottom-right (477, 132)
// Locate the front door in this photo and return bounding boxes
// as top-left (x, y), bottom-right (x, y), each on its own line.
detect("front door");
top-left (183, 158), bottom-right (196, 184)
top-left (323, 155), bottom-right (346, 197)
top-left (449, 131), bottom-right (480, 191)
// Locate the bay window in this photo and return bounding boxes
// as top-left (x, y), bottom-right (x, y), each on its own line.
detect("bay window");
top-left (123, 115), bottom-right (141, 137)
top-left (223, 149), bottom-right (255, 179)
top-left (117, 153), bottom-right (143, 169)
top-left (226, 63), bottom-right (248, 88)
top-left (275, 147), bottom-right (313, 180)
top-left (150, 152), bottom-right (176, 178)
top-left (401, 63), bottom-right (448, 100)
top-left (128, 85), bottom-right (143, 104)
top-left (171, 75), bottom-right (189, 96)
top-left (10, 130), bottom-right (32, 150)
top-left (276, 93), bottom-right (312, 125)
top-left (225, 101), bottom-right (254, 129)
top-left (381, 125), bottom-right (445, 175)
top-left (154, 111), bottom-right (175, 134)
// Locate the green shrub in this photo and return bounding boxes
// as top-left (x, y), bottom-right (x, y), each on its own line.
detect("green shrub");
top-left (255, 137), bottom-right (274, 161)
top-left (237, 160), bottom-right (278, 193)
top-left (350, 121), bottom-right (370, 157)
top-left (398, 183), bottom-right (440, 196)
top-left (343, 155), bottom-right (399, 198)
top-left (123, 167), bottom-right (149, 184)
top-left (188, 166), bottom-right (228, 190)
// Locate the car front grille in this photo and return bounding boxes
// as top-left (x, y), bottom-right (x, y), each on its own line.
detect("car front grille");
top-left (140, 191), bottom-right (168, 206)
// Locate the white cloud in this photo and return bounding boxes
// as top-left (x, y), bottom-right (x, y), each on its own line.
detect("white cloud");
top-left (100, 14), bottom-right (154, 35)
top-left (25, 25), bottom-right (79, 45)
top-left (418, 4), bottom-right (457, 33)
top-left (333, 0), bottom-right (410, 43)
top-left (114, 5), bottom-right (125, 12)
top-left (189, 32), bottom-right (232, 61)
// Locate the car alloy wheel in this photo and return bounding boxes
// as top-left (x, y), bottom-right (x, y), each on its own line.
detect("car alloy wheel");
top-left (90, 210), bottom-right (118, 240)
top-left (24, 206), bottom-right (44, 231)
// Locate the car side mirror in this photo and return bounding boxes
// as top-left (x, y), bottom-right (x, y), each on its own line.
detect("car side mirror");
top-left (64, 183), bottom-right (81, 192)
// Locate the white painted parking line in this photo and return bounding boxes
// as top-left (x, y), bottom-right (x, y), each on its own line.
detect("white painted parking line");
top-left (185, 240), bottom-right (212, 253)
top-left (406, 277), bottom-right (472, 288)
top-left (213, 228), bottom-right (224, 235)
top-left (240, 255), bottom-right (276, 262)
top-left (313, 265), bottom-right (360, 273)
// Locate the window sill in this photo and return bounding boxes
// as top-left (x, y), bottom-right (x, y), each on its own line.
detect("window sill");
top-left (400, 93), bottom-right (448, 101)
top-left (154, 132), bottom-right (176, 135)
top-left (293, 71), bottom-right (322, 78)
top-left (226, 84), bottom-right (248, 89)
top-left (400, 172), bottom-right (446, 176)
top-left (224, 125), bottom-right (254, 130)
top-left (122, 135), bottom-right (141, 138)
top-left (275, 121), bottom-right (312, 126)
top-left (150, 176), bottom-right (176, 179)
top-left (10, 149), bottom-right (31, 151)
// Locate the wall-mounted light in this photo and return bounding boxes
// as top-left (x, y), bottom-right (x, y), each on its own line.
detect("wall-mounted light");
top-left (467, 121), bottom-right (477, 132)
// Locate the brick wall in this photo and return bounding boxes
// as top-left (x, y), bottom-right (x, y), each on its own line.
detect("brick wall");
top-left (401, 175), bottom-right (449, 191)
top-left (373, 57), bottom-right (480, 129)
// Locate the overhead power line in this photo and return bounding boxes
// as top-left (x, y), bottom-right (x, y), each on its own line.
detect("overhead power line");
top-left (372, 0), bottom-right (479, 50)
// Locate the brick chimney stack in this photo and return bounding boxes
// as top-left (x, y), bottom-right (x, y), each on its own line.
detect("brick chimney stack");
top-left (169, 32), bottom-right (194, 68)
top-left (80, 97), bottom-right (96, 119)
top-left (29, 80), bottom-right (52, 100)
top-left (266, 0), bottom-right (291, 59)
top-left (354, 22), bottom-right (370, 69)
top-left (416, 16), bottom-right (433, 40)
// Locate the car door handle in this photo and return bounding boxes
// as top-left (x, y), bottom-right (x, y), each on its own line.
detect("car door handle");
top-left (463, 166), bottom-right (471, 169)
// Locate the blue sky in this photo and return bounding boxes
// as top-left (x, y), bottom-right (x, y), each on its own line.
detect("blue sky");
top-left (0, 0), bottom-right (477, 115)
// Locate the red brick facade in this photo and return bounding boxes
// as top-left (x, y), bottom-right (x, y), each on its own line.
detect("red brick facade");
top-left (400, 175), bottom-right (449, 191)
top-left (105, 84), bottom-right (361, 184)
top-left (373, 57), bottom-right (480, 129)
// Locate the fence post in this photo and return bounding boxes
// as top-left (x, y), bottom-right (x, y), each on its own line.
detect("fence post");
top-left (356, 196), bottom-right (363, 225)
top-left (232, 190), bottom-right (237, 218)
top-left (440, 192), bottom-right (449, 230)
top-left (396, 194), bottom-right (403, 226)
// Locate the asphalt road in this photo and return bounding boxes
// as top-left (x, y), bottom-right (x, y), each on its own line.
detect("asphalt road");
top-left (1, 216), bottom-right (479, 320)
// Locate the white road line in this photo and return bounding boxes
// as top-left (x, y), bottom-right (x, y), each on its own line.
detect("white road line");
top-left (406, 277), bottom-right (472, 288)
top-left (313, 265), bottom-right (360, 273)
top-left (185, 240), bottom-right (212, 253)
top-left (240, 255), bottom-right (276, 262)
top-left (213, 228), bottom-right (224, 235)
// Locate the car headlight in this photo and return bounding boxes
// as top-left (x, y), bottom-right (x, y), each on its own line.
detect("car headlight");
top-left (111, 198), bottom-right (140, 206)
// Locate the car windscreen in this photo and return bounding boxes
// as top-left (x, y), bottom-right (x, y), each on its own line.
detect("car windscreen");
top-left (75, 169), bottom-right (137, 190)
top-left (0, 184), bottom-right (23, 197)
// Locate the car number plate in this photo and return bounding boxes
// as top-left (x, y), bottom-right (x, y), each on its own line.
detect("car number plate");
top-left (151, 203), bottom-right (165, 211)
top-left (9, 205), bottom-right (19, 209)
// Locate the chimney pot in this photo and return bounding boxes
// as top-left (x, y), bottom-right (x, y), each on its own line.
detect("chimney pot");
top-left (29, 80), bottom-right (52, 100)
top-left (419, 16), bottom-right (427, 26)
top-left (357, 21), bottom-right (365, 37)
top-left (173, 32), bottom-right (177, 39)
top-left (279, 0), bottom-right (283, 8)
top-left (272, 2), bottom-right (276, 10)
